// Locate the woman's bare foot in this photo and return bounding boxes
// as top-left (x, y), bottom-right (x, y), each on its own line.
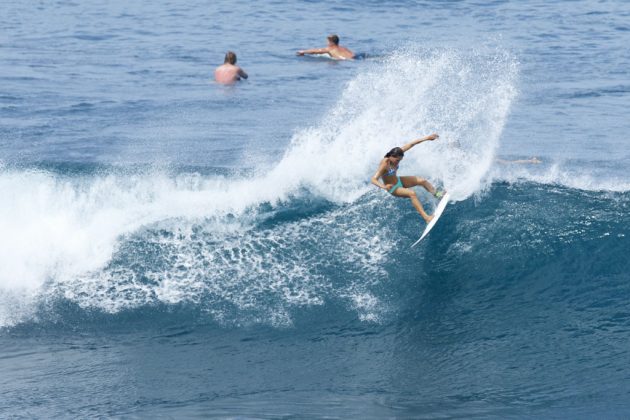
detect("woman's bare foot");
top-left (424, 214), bottom-right (434, 224)
top-left (434, 190), bottom-right (446, 199)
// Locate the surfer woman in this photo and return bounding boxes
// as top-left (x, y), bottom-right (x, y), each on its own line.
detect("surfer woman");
top-left (371, 133), bottom-right (444, 223)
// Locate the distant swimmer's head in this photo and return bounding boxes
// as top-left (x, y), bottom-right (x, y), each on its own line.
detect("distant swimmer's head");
top-left (385, 147), bottom-right (404, 162)
top-left (327, 34), bottom-right (340, 45)
top-left (224, 51), bottom-right (237, 65)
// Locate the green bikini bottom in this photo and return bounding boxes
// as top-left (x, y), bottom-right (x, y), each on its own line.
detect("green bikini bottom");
top-left (388, 178), bottom-right (403, 194)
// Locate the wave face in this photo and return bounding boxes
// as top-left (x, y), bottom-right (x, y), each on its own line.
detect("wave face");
top-left (2, 174), bottom-right (630, 326)
top-left (2, 176), bottom-right (628, 331)
top-left (0, 48), bottom-right (521, 328)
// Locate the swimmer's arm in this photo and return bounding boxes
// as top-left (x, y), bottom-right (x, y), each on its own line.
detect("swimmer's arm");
top-left (401, 133), bottom-right (439, 152)
top-left (296, 47), bottom-right (331, 56)
top-left (371, 161), bottom-right (390, 190)
top-left (238, 68), bottom-right (248, 79)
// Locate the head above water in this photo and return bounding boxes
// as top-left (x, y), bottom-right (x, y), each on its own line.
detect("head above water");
top-left (224, 51), bottom-right (237, 64)
top-left (385, 147), bottom-right (404, 159)
top-left (327, 34), bottom-right (340, 45)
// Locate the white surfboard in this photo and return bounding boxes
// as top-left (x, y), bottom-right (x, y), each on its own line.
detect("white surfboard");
top-left (307, 53), bottom-right (338, 60)
top-left (411, 192), bottom-right (451, 248)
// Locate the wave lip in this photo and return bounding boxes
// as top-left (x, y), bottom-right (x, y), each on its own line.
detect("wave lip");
top-left (491, 159), bottom-right (630, 192)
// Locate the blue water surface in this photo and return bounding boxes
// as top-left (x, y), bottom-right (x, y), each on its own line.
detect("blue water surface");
top-left (1, 0), bottom-right (630, 418)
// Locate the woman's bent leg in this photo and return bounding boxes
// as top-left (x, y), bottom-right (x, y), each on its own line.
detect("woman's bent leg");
top-left (400, 176), bottom-right (436, 195)
top-left (392, 187), bottom-right (433, 223)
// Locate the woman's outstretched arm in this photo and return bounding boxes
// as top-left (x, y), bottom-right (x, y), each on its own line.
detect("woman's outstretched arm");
top-left (400, 133), bottom-right (439, 152)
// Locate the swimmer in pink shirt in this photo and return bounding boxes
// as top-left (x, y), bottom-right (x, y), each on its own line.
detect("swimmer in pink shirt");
top-left (214, 51), bottom-right (248, 84)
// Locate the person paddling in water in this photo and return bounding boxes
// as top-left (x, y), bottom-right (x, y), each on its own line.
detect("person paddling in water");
top-left (371, 133), bottom-right (445, 223)
top-left (296, 34), bottom-right (355, 60)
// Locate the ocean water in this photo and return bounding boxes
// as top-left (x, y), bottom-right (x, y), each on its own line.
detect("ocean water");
top-left (1, 0), bottom-right (630, 417)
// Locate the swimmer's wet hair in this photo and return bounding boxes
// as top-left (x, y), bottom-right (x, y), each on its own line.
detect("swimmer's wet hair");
top-left (385, 147), bottom-right (404, 158)
top-left (327, 34), bottom-right (340, 45)
top-left (224, 51), bottom-right (237, 64)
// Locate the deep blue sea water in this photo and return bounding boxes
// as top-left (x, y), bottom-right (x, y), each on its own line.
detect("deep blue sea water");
top-left (2, 0), bottom-right (630, 418)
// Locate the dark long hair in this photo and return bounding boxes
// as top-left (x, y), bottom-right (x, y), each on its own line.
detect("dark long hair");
top-left (224, 51), bottom-right (237, 64)
top-left (385, 147), bottom-right (404, 158)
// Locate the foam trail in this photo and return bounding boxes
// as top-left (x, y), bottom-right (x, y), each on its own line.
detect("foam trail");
top-left (54, 194), bottom-right (397, 326)
top-left (0, 47), bottom-right (519, 327)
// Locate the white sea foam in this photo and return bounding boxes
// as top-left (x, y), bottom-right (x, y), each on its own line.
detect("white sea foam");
top-left (0, 47), bottom-right (521, 327)
top-left (270, 47), bottom-right (519, 202)
top-left (54, 195), bottom-right (396, 327)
